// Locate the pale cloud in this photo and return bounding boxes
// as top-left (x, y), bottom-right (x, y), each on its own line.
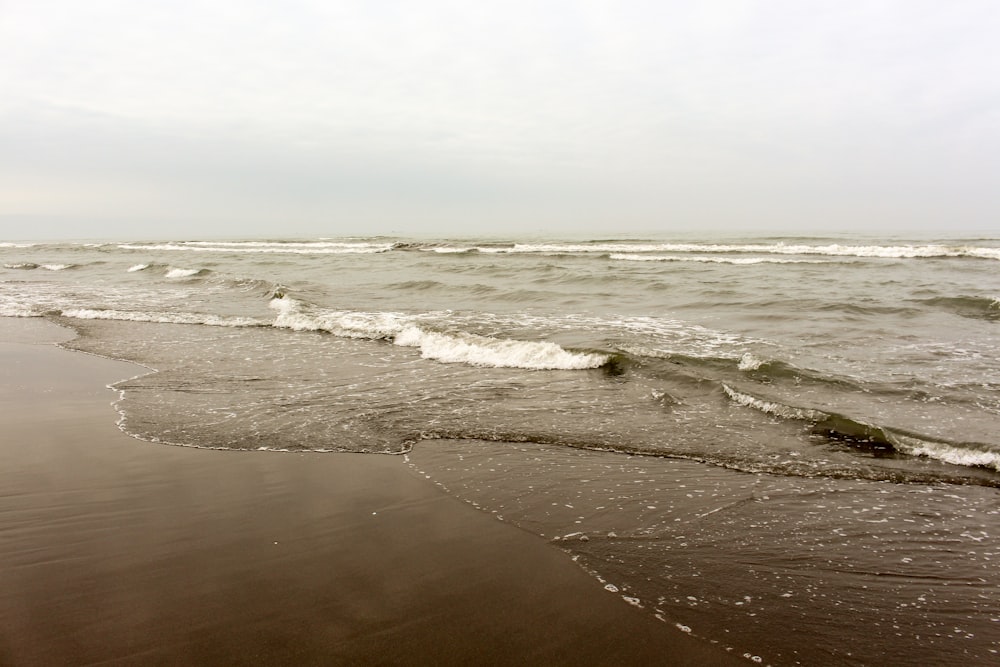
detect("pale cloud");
top-left (1, 1), bottom-right (998, 238)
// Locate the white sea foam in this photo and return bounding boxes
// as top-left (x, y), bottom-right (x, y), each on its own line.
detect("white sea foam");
top-left (3, 262), bottom-right (38, 269)
top-left (127, 263), bottom-right (150, 272)
top-left (738, 352), bottom-right (767, 371)
top-left (505, 242), bottom-right (1000, 260)
top-left (270, 298), bottom-right (608, 370)
top-left (60, 308), bottom-right (262, 327)
top-left (165, 267), bottom-right (201, 278)
top-left (393, 325), bottom-right (608, 370)
top-left (0, 242), bottom-right (34, 248)
top-left (508, 243), bottom-right (673, 254)
top-left (610, 254), bottom-right (825, 264)
top-left (888, 433), bottom-right (1000, 471)
top-left (40, 264), bottom-right (73, 271)
top-left (80, 239), bottom-right (1000, 260)
top-left (724, 384), bottom-right (1000, 471)
top-left (0, 303), bottom-right (36, 317)
top-left (270, 298), bottom-right (405, 339)
top-left (120, 241), bottom-right (393, 254)
top-left (723, 385), bottom-right (828, 421)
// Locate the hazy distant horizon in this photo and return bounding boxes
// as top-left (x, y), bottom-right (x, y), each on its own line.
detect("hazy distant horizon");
top-left (3, 217), bottom-right (997, 244)
top-left (3, 1), bottom-right (998, 240)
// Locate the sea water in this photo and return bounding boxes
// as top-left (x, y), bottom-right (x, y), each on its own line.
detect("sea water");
top-left (2, 235), bottom-right (998, 663)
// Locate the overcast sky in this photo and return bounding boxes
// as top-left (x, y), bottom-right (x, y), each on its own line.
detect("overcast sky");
top-left (1, 0), bottom-right (998, 239)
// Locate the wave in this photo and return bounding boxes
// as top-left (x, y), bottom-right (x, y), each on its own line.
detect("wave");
top-left (737, 352), bottom-right (769, 371)
top-left (723, 384), bottom-right (829, 421)
top-left (96, 238), bottom-right (1000, 260)
top-left (379, 241), bottom-right (1000, 260)
top-left (165, 267), bottom-right (209, 279)
top-left (125, 262), bottom-right (280, 298)
top-left (118, 241), bottom-right (394, 254)
top-left (219, 276), bottom-right (287, 298)
top-left (269, 297), bottom-right (609, 370)
top-left (915, 296), bottom-right (1000, 321)
top-left (270, 298), bottom-right (405, 339)
top-left (610, 254), bottom-right (829, 265)
top-left (393, 326), bottom-right (608, 370)
top-left (58, 308), bottom-right (263, 327)
top-left (722, 385), bottom-right (1000, 471)
top-left (3, 261), bottom-right (77, 272)
top-left (0, 303), bottom-right (37, 317)
top-left (0, 242), bottom-right (35, 248)
top-left (388, 279), bottom-right (449, 291)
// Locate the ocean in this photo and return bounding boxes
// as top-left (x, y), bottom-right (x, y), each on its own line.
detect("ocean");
top-left (2, 235), bottom-right (999, 664)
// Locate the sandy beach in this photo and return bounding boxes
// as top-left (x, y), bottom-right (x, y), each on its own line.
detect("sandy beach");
top-left (0, 317), bottom-right (738, 665)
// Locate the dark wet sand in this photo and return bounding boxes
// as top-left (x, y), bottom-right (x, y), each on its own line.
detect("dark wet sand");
top-left (0, 318), bottom-right (739, 666)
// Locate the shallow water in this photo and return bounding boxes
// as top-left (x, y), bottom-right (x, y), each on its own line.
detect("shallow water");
top-left (408, 439), bottom-right (1000, 665)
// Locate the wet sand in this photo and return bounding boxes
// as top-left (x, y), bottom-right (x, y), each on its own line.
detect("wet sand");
top-left (0, 318), bottom-right (739, 666)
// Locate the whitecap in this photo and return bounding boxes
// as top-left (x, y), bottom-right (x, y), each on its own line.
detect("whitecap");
top-left (738, 352), bottom-right (767, 371)
top-left (392, 326), bottom-right (608, 370)
top-left (610, 254), bottom-right (826, 264)
top-left (120, 241), bottom-right (393, 254)
top-left (512, 242), bottom-right (1000, 260)
top-left (165, 267), bottom-right (201, 278)
top-left (270, 298), bottom-right (405, 339)
top-left (0, 304), bottom-right (37, 317)
top-left (889, 433), bottom-right (1000, 471)
top-left (269, 298), bottom-right (608, 370)
top-left (722, 385), bottom-right (828, 421)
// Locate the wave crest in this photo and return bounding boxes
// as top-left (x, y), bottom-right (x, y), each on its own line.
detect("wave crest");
top-left (119, 241), bottom-right (394, 254)
top-left (393, 326), bottom-right (608, 370)
top-left (165, 267), bottom-right (207, 278)
top-left (59, 308), bottom-right (262, 327)
top-left (269, 298), bottom-right (608, 370)
top-left (723, 385), bottom-right (1000, 471)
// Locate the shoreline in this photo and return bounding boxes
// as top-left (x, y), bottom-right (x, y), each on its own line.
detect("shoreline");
top-left (0, 317), bottom-right (739, 665)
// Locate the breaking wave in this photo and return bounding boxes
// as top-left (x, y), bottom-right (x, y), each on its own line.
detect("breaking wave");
top-left (269, 297), bottom-right (609, 370)
top-left (58, 308), bottom-right (263, 328)
top-left (610, 254), bottom-right (828, 265)
top-left (393, 326), bottom-right (608, 370)
top-left (737, 352), bottom-right (770, 371)
top-left (722, 385), bottom-right (1000, 471)
top-left (119, 241), bottom-right (394, 254)
top-left (6, 262), bottom-right (87, 271)
top-left (165, 267), bottom-right (208, 279)
top-left (404, 242), bottom-right (1000, 260)
top-left (108, 239), bottom-right (1000, 261)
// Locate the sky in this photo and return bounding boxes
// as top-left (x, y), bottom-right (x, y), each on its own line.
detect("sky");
top-left (1, 0), bottom-right (998, 240)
